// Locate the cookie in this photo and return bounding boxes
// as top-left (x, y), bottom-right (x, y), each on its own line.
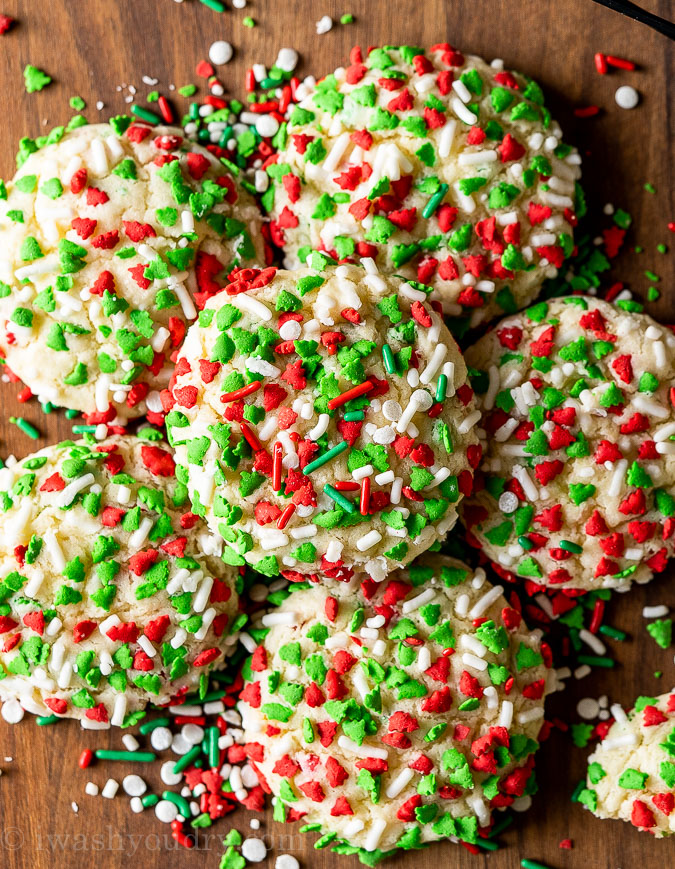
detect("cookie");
top-left (580, 692), bottom-right (675, 836)
top-left (0, 121), bottom-right (263, 420)
top-left (0, 436), bottom-right (240, 727)
top-left (167, 262), bottom-right (482, 582)
top-left (239, 555), bottom-right (551, 856)
top-left (461, 297), bottom-right (675, 592)
top-left (266, 43), bottom-right (581, 333)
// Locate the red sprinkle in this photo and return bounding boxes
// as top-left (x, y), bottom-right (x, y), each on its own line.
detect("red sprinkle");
top-left (78, 749), bottom-right (93, 769)
top-left (277, 503), bottom-right (296, 530)
top-left (17, 386), bottom-right (32, 403)
top-left (272, 441), bottom-right (283, 491)
top-left (220, 380), bottom-right (262, 403)
top-left (574, 105), bottom-right (600, 118)
top-left (158, 96), bottom-right (174, 124)
top-left (589, 598), bottom-right (605, 634)
top-left (327, 381), bottom-right (374, 410)
top-left (360, 476), bottom-right (371, 516)
top-left (594, 53), bottom-right (608, 74)
top-left (606, 55), bottom-right (636, 70)
top-left (240, 421), bottom-right (263, 452)
top-left (332, 481), bottom-right (360, 492)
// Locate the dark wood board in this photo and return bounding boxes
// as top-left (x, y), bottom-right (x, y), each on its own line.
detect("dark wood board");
top-left (0, 0), bottom-right (673, 867)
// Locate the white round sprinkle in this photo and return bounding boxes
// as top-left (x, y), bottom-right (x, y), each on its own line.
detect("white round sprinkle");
top-left (1, 699), bottom-right (24, 724)
top-left (171, 733), bottom-right (192, 755)
top-left (242, 838), bottom-right (267, 862)
top-left (615, 86), bottom-right (639, 110)
top-left (498, 491), bottom-right (519, 514)
top-left (130, 796), bottom-right (144, 814)
top-left (150, 726), bottom-right (173, 751)
top-left (276, 856), bottom-right (300, 869)
top-left (85, 782), bottom-right (99, 797)
top-left (577, 697), bottom-right (601, 720)
top-left (123, 774), bottom-right (147, 797)
top-left (181, 723), bottom-right (205, 745)
top-left (160, 760), bottom-right (183, 786)
top-left (155, 799), bottom-right (179, 823)
top-left (256, 115), bottom-right (280, 139)
top-left (209, 41), bottom-right (233, 66)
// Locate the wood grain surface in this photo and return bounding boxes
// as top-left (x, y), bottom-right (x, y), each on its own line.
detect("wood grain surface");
top-left (0, 1), bottom-right (673, 867)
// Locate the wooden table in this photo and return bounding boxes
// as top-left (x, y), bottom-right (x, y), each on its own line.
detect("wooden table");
top-left (0, 0), bottom-right (673, 866)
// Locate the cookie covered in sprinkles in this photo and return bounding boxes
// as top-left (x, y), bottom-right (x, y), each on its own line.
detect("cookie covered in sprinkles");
top-left (580, 691), bottom-right (675, 837)
top-left (266, 44), bottom-right (581, 332)
top-left (0, 436), bottom-right (240, 727)
top-left (0, 122), bottom-right (263, 421)
top-left (461, 296), bottom-right (675, 592)
top-left (239, 555), bottom-right (551, 856)
top-left (167, 262), bottom-right (482, 581)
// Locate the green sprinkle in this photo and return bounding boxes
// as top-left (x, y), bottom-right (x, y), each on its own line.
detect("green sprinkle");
top-left (577, 655), bottom-right (615, 668)
top-left (131, 105), bottom-right (161, 124)
top-left (24, 65), bottom-right (52, 93)
top-left (161, 790), bottom-right (192, 819)
top-left (141, 793), bottom-right (159, 808)
top-left (323, 484), bottom-right (356, 514)
top-left (69, 96), bottom-right (86, 111)
top-left (10, 417), bottom-right (39, 440)
top-left (199, 0), bottom-right (226, 10)
top-left (139, 717), bottom-right (171, 735)
top-left (172, 745), bottom-right (201, 774)
top-left (644, 183), bottom-right (656, 194)
top-left (598, 624), bottom-right (626, 641)
top-left (95, 750), bottom-right (157, 762)
top-left (340, 13), bottom-right (355, 24)
top-left (521, 861), bottom-right (553, 869)
top-left (243, 15), bottom-right (255, 27)
top-left (422, 183), bottom-right (449, 219)
top-left (303, 441), bottom-right (348, 475)
top-left (36, 714), bottom-right (59, 726)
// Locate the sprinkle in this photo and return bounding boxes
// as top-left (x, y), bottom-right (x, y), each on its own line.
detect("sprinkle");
top-left (95, 750), bottom-right (157, 763)
top-left (615, 86), bottom-right (639, 110)
top-left (327, 381), bottom-right (374, 410)
top-left (324, 484), bottom-right (356, 514)
top-left (9, 417), bottom-right (40, 439)
top-left (131, 104), bottom-right (161, 124)
top-left (302, 440), bottom-right (349, 474)
top-left (220, 381), bottom-right (262, 403)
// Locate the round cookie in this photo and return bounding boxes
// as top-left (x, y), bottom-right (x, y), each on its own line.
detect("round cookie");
top-left (267, 43), bottom-right (581, 331)
top-left (0, 436), bottom-right (240, 727)
top-left (0, 122), bottom-right (263, 420)
top-left (239, 555), bottom-right (551, 855)
top-left (167, 262), bottom-right (482, 582)
top-left (581, 692), bottom-right (675, 836)
top-left (461, 296), bottom-right (675, 592)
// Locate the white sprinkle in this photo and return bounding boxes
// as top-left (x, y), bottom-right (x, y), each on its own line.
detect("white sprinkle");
top-left (364, 818), bottom-right (387, 852)
top-left (615, 85), bottom-right (639, 110)
top-left (643, 605), bottom-right (669, 619)
top-left (275, 856), bottom-right (300, 869)
top-left (155, 799), bottom-right (178, 823)
top-left (151, 727), bottom-right (173, 752)
top-left (385, 767), bottom-right (414, 799)
top-left (579, 629), bottom-right (606, 655)
top-left (242, 838), bottom-right (267, 862)
top-left (577, 697), bottom-right (600, 720)
top-left (469, 585), bottom-right (504, 619)
top-left (315, 14), bottom-right (332, 34)
top-left (498, 700), bottom-right (513, 729)
top-left (85, 782), bottom-right (99, 797)
top-left (123, 774), bottom-right (147, 797)
top-left (1, 699), bottom-right (24, 724)
top-left (209, 41), bottom-right (233, 66)
top-left (101, 779), bottom-right (119, 799)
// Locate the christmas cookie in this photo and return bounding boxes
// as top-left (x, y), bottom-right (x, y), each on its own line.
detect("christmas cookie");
top-left (167, 262), bottom-right (482, 582)
top-left (239, 555), bottom-right (551, 856)
top-left (0, 121), bottom-right (263, 421)
top-left (0, 436), bottom-right (240, 726)
top-left (266, 44), bottom-right (581, 333)
top-left (580, 692), bottom-right (675, 836)
top-left (461, 297), bottom-right (675, 591)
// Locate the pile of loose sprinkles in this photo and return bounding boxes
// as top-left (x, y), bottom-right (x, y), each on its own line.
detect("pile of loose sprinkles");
top-left (0, 6), bottom-right (673, 869)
